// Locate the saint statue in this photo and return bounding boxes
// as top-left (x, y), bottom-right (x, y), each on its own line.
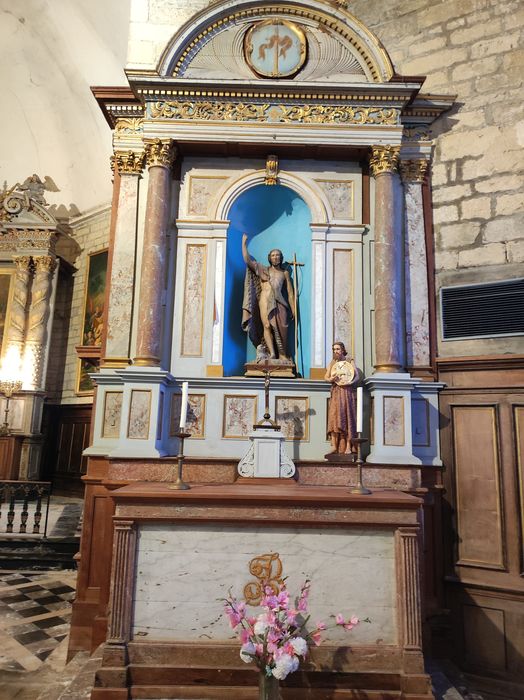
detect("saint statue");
top-left (241, 233), bottom-right (294, 364)
top-left (325, 341), bottom-right (360, 455)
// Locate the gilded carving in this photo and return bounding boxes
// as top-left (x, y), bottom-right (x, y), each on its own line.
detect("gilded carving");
top-left (114, 117), bottom-right (144, 134)
top-left (265, 154), bottom-right (279, 186)
top-left (5, 256), bottom-right (32, 347)
top-left (403, 125), bottom-right (431, 142)
top-left (400, 159), bottom-right (429, 184)
top-left (244, 552), bottom-right (284, 606)
top-left (369, 145), bottom-right (400, 176)
top-left (111, 150), bottom-right (146, 176)
top-left (150, 100), bottom-right (400, 126)
top-left (144, 138), bottom-right (176, 169)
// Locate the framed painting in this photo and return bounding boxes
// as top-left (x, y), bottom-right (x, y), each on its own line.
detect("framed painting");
top-left (81, 249), bottom-right (108, 347)
top-left (76, 359), bottom-right (96, 395)
top-left (170, 393), bottom-right (206, 439)
top-left (222, 395), bottom-right (257, 439)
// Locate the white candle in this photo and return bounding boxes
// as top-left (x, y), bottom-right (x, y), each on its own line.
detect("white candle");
top-left (179, 381), bottom-right (189, 430)
top-left (356, 386), bottom-right (363, 434)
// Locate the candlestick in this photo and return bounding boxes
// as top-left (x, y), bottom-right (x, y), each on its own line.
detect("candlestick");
top-left (356, 386), bottom-right (363, 434)
top-left (179, 381), bottom-right (188, 430)
top-left (170, 430), bottom-right (191, 490)
top-left (349, 433), bottom-right (371, 495)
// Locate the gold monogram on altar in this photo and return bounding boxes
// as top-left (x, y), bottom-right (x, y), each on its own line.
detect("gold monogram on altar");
top-left (329, 360), bottom-right (355, 386)
top-left (244, 553), bottom-right (284, 606)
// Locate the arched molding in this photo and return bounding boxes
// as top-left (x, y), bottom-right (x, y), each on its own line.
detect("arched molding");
top-left (157, 0), bottom-right (393, 83)
top-left (214, 169), bottom-right (329, 224)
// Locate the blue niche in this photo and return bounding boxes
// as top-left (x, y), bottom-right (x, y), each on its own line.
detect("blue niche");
top-left (224, 184), bottom-right (312, 377)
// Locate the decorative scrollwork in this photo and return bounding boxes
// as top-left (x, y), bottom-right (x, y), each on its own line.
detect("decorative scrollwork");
top-left (150, 100), bottom-right (400, 126)
top-left (244, 552), bottom-right (285, 606)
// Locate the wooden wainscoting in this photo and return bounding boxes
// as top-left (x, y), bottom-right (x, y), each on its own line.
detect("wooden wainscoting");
top-left (438, 355), bottom-right (524, 697)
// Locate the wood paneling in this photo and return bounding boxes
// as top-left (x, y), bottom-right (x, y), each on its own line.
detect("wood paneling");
top-left (514, 406), bottom-right (524, 573)
top-left (463, 604), bottom-right (506, 671)
top-left (452, 405), bottom-right (504, 570)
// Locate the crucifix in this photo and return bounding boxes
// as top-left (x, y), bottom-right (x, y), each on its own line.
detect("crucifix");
top-left (289, 253), bottom-right (304, 376)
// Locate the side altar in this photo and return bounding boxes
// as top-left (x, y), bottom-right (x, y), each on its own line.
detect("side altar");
top-left (70, 2), bottom-right (455, 697)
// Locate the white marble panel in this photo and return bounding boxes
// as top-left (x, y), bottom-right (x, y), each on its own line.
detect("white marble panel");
top-left (181, 244), bottom-right (207, 356)
top-left (106, 175), bottom-right (139, 358)
top-left (404, 182), bottom-right (430, 367)
top-left (102, 391), bottom-right (123, 439)
top-left (127, 389), bottom-right (151, 439)
top-left (133, 524), bottom-right (397, 645)
top-left (211, 240), bottom-right (224, 364)
top-left (333, 248), bottom-right (353, 353)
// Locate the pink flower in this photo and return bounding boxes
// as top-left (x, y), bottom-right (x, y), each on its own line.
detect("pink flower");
top-left (335, 613), bottom-right (345, 625)
top-left (240, 628), bottom-right (251, 644)
top-left (310, 630), bottom-right (322, 646)
top-left (316, 621), bottom-right (326, 631)
top-left (286, 608), bottom-right (298, 624)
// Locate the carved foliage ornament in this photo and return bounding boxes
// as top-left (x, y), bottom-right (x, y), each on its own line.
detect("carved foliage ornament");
top-left (144, 138), bottom-right (177, 169)
top-left (110, 150), bottom-right (146, 176)
top-left (399, 159), bottom-right (429, 184)
top-left (150, 100), bottom-right (400, 126)
top-left (369, 145), bottom-right (401, 176)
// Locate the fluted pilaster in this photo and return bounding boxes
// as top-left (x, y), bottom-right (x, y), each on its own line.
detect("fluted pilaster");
top-left (107, 520), bottom-right (137, 644)
top-left (396, 527), bottom-right (423, 651)
top-left (370, 145), bottom-right (405, 372)
top-left (134, 139), bottom-right (176, 366)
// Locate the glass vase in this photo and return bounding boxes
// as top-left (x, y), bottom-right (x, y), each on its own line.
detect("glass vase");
top-left (258, 671), bottom-right (280, 700)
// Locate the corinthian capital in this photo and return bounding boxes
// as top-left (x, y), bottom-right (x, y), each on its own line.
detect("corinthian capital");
top-left (369, 145), bottom-right (400, 177)
top-left (111, 150), bottom-right (146, 176)
top-left (33, 255), bottom-right (57, 275)
top-left (13, 255), bottom-right (32, 272)
top-left (145, 138), bottom-right (176, 169)
top-left (399, 159), bottom-right (429, 184)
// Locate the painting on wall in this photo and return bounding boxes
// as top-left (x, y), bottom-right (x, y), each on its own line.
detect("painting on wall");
top-left (81, 249), bottom-right (108, 347)
top-left (170, 393), bottom-right (206, 438)
top-left (0, 270), bottom-right (13, 354)
top-left (76, 359), bottom-right (96, 395)
top-left (275, 396), bottom-right (309, 440)
top-left (223, 395), bottom-right (257, 439)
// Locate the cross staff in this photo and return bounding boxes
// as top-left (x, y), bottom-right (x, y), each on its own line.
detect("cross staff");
top-left (289, 253), bottom-right (304, 376)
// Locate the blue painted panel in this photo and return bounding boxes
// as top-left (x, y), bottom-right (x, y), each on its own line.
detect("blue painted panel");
top-left (224, 184), bottom-right (311, 376)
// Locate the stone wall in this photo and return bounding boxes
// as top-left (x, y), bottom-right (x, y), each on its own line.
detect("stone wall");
top-left (347, 0), bottom-right (524, 356)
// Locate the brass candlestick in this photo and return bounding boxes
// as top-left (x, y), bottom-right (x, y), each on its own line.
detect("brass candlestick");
top-left (0, 379), bottom-right (22, 437)
top-left (170, 430), bottom-right (191, 490)
top-left (349, 434), bottom-right (371, 495)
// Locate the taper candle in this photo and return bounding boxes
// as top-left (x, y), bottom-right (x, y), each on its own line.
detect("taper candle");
top-left (356, 386), bottom-right (363, 433)
top-left (179, 381), bottom-right (189, 430)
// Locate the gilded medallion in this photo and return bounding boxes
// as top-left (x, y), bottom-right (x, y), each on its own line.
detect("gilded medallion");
top-left (244, 20), bottom-right (307, 78)
top-left (329, 359), bottom-right (355, 386)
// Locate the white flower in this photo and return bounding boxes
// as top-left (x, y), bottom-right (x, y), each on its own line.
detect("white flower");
top-left (240, 642), bottom-right (255, 663)
top-left (290, 637), bottom-right (308, 656)
top-left (271, 653), bottom-right (299, 680)
top-left (254, 619), bottom-right (268, 636)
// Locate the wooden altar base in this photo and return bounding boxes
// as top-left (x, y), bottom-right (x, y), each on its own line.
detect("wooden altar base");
top-left (88, 482), bottom-right (434, 700)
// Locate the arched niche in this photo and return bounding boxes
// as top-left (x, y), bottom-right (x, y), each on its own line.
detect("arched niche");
top-left (156, 0), bottom-right (394, 83)
top-left (223, 183), bottom-right (312, 377)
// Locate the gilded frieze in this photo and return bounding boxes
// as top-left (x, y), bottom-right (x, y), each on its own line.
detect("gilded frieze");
top-left (150, 100), bottom-right (399, 125)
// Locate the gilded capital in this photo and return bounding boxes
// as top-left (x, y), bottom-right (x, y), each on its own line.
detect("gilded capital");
top-left (13, 255), bottom-right (32, 272)
top-left (33, 255), bottom-right (57, 275)
top-left (145, 138), bottom-right (176, 169)
top-left (400, 159), bottom-right (429, 184)
top-left (111, 150), bottom-right (146, 176)
top-left (369, 145), bottom-right (400, 177)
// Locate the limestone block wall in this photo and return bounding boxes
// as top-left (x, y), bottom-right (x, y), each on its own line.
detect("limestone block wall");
top-left (349, 0), bottom-right (524, 356)
top-left (54, 208), bottom-right (111, 404)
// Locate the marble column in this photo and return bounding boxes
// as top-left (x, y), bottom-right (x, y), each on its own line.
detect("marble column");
top-left (400, 159), bottom-right (431, 374)
top-left (369, 145), bottom-right (404, 373)
top-left (4, 255), bottom-right (31, 364)
top-left (23, 255), bottom-right (56, 389)
top-left (134, 139), bottom-right (176, 367)
top-left (103, 150), bottom-right (145, 367)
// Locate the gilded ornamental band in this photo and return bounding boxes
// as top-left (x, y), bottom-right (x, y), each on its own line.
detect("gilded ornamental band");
top-left (369, 145), bottom-right (401, 177)
top-left (150, 100), bottom-right (400, 126)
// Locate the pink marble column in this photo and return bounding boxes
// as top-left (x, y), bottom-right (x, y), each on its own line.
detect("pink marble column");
top-left (134, 139), bottom-right (176, 366)
top-left (400, 159), bottom-right (431, 375)
top-left (370, 145), bottom-right (405, 373)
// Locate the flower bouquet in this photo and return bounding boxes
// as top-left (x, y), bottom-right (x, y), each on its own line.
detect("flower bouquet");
top-left (224, 579), bottom-right (360, 699)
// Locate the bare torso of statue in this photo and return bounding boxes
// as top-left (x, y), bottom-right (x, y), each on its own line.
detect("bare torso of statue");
top-left (241, 233), bottom-right (294, 362)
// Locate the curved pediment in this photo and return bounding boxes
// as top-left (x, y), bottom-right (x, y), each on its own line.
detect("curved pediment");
top-left (1, 188), bottom-right (57, 229)
top-left (157, 0), bottom-right (394, 84)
